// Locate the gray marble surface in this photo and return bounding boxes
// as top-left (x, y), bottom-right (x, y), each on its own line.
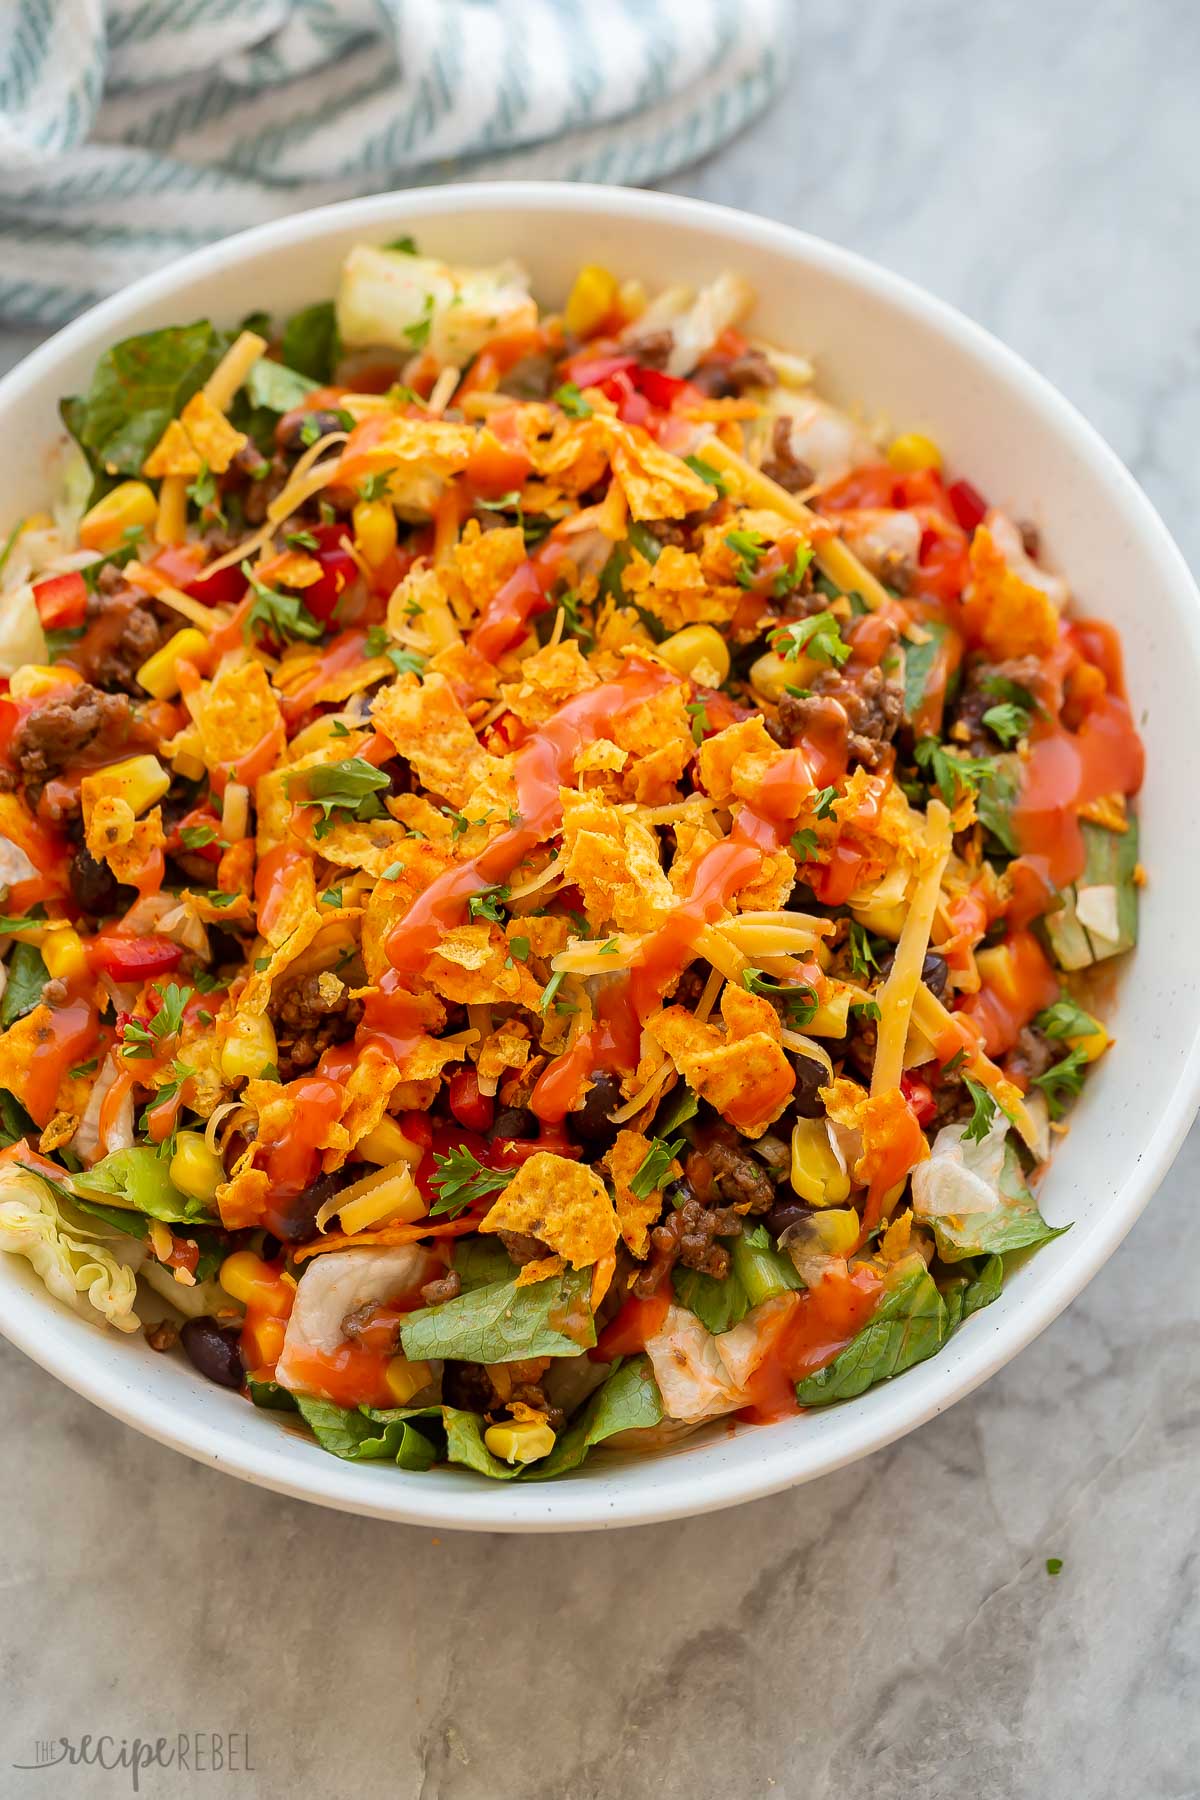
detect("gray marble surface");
top-left (2, 1), bottom-right (1198, 1795)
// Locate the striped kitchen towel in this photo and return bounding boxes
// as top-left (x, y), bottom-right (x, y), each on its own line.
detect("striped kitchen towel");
top-left (0, 0), bottom-right (791, 328)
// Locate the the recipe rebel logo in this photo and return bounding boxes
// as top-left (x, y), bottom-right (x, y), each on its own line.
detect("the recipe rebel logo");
top-left (11, 1732), bottom-right (255, 1790)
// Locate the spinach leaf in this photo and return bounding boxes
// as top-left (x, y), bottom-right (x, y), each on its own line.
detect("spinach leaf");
top-left (280, 301), bottom-right (339, 383)
top-left (527, 1355), bottom-right (664, 1480)
top-left (296, 1397), bottom-right (441, 1465)
top-left (942, 1254), bottom-right (1004, 1331)
top-left (794, 1260), bottom-right (947, 1406)
top-left (0, 1088), bottom-right (34, 1148)
top-left (70, 321), bottom-right (226, 475)
top-left (244, 357), bottom-right (318, 415)
top-left (400, 1266), bottom-right (595, 1364)
top-left (1, 941), bottom-right (48, 1028)
top-left (672, 1261), bottom-right (748, 1335)
top-left (442, 1407), bottom-right (521, 1480)
top-left (246, 1374), bottom-right (299, 1412)
top-left (930, 1143), bottom-right (1067, 1263)
top-left (902, 621), bottom-right (950, 725)
top-left (451, 1237), bottom-right (516, 1293)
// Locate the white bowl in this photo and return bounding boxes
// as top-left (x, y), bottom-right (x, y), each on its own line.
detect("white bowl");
top-left (1, 183), bottom-right (1197, 1532)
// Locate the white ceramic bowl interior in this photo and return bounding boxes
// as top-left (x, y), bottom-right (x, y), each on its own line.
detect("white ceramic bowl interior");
top-left (1, 184), bottom-right (1197, 1532)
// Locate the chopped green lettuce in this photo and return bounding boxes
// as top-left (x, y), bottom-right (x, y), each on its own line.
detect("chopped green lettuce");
top-left (794, 1259), bottom-right (947, 1406)
top-left (399, 1265), bottom-right (594, 1364)
top-left (528, 1355), bottom-right (665, 1480)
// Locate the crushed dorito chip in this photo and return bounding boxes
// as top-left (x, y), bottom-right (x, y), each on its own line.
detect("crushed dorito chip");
top-left (479, 1151), bottom-right (618, 1269)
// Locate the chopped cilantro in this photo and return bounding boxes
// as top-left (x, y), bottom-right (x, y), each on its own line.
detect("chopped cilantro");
top-left (321, 887), bottom-right (342, 907)
top-left (811, 784), bottom-right (838, 819)
top-left (629, 1136), bottom-right (685, 1201)
top-left (179, 824), bottom-right (218, 850)
top-left (1035, 996), bottom-right (1100, 1041)
top-left (849, 1001), bottom-right (881, 1024)
top-left (771, 543), bottom-right (815, 598)
top-left (358, 471), bottom-right (391, 502)
top-left (285, 528), bottom-right (319, 551)
top-left (385, 235), bottom-right (418, 254)
top-left (428, 1145), bottom-right (510, 1219)
top-left (683, 453), bottom-right (729, 494)
top-left (790, 827), bottom-right (818, 862)
top-left (914, 737), bottom-right (996, 807)
top-left (770, 612), bottom-right (851, 668)
top-left (1031, 1047), bottom-right (1089, 1118)
top-left (288, 757), bottom-right (390, 838)
top-left (686, 699), bottom-right (710, 746)
top-left (724, 528), bottom-right (767, 587)
top-left (467, 885), bottom-right (509, 924)
top-left (329, 718), bottom-right (351, 737)
top-left (186, 460), bottom-right (223, 525)
top-left (1046, 1557), bottom-right (1064, 1576)
top-left (741, 967), bottom-right (818, 1028)
top-left (68, 1058), bottom-right (99, 1080)
top-left (553, 381), bottom-right (593, 418)
top-left (848, 922), bottom-right (883, 979)
top-left (243, 560), bottom-right (323, 646)
top-left (961, 1075), bottom-right (1016, 1144)
top-left (508, 936), bottom-right (531, 962)
top-left (539, 970), bottom-right (566, 1013)
top-left (981, 701), bottom-right (1030, 746)
top-left (380, 861), bottom-right (403, 881)
top-left (941, 1046), bottom-right (967, 1075)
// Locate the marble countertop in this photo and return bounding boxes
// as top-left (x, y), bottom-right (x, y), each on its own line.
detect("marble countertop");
top-left (2, 2), bottom-right (1198, 1794)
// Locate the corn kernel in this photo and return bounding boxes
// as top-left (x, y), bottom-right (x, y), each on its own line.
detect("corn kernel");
top-left (786, 1207), bottom-right (860, 1260)
top-left (749, 648), bottom-right (818, 703)
top-left (136, 627), bottom-right (207, 700)
top-left (658, 624), bottom-right (731, 686)
top-left (806, 987), bottom-right (852, 1039)
top-left (352, 497), bottom-right (397, 569)
top-left (219, 1249), bottom-right (293, 1314)
top-left (40, 926), bottom-right (87, 983)
top-left (887, 432), bottom-right (942, 474)
top-left (170, 1130), bottom-right (226, 1203)
top-left (356, 1118), bottom-right (426, 1167)
top-left (564, 264), bottom-right (618, 339)
top-left (385, 1357), bottom-right (434, 1406)
top-left (81, 753), bottom-right (171, 820)
top-left (79, 480), bottom-right (159, 553)
top-left (1068, 1025), bottom-right (1110, 1063)
top-left (219, 1011), bottom-right (278, 1083)
top-left (172, 749), bottom-right (207, 781)
top-left (790, 1117), bottom-right (851, 1207)
top-left (484, 1419), bottom-right (557, 1465)
top-left (8, 665), bottom-right (83, 701)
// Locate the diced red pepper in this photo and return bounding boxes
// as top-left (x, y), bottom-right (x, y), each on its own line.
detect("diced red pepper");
top-left (633, 368), bottom-right (688, 408)
top-left (90, 933), bottom-right (183, 980)
top-left (298, 523), bottom-right (359, 624)
top-left (185, 562), bottom-right (249, 610)
top-left (446, 1066), bottom-right (494, 1134)
top-left (899, 1072), bottom-right (937, 1127)
top-left (947, 478), bottom-right (989, 534)
top-left (32, 571), bottom-right (87, 630)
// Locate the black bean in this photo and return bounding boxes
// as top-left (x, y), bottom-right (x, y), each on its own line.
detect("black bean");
top-left (180, 1317), bottom-right (244, 1389)
top-left (766, 1200), bottom-right (810, 1239)
top-left (878, 947), bottom-right (948, 999)
top-left (270, 1169), bottom-right (344, 1243)
top-left (492, 1105), bottom-right (536, 1140)
top-left (790, 1055), bottom-right (828, 1118)
top-left (68, 844), bottom-right (118, 916)
top-left (276, 409), bottom-right (349, 452)
top-left (571, 1070), bottom-right (622, 1148)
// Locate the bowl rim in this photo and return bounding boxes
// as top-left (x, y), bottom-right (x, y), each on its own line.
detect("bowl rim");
top-left (1, 179), bottom-right (1198, 1533)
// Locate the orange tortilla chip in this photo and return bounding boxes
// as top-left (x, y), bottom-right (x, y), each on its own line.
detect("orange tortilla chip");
top-left (142, 391), bottom-right (247, 479)
top-left (480, 1151), bottom-right (618, 1269)
top-left (371, 672), bottom-right (508, 809)
top-left (645, 984), bottom-right (794, 1138)
top-left (606, 1128), bottom-right (675, 1259)
top-left (515, 1254), bottom-right (565, 1289)
top-left (600, 417), bottom-right (719, 520)
top-left (195, 661), bottom-right (284, 776)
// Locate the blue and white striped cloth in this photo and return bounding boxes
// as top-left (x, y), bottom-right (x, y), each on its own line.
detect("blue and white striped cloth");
top-left (0, 0), bottom-right (790, 328)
